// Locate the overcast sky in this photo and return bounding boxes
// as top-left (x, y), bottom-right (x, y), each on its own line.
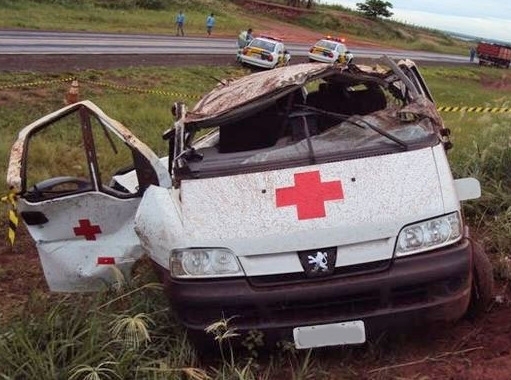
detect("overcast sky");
top-left (321, 0), bottom-right (511, 42)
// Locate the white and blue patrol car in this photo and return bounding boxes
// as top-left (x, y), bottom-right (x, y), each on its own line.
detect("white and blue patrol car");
top-left (239, 35), bottom-right (291, 69)
top-left (308, 36), bottom-right (350, 64)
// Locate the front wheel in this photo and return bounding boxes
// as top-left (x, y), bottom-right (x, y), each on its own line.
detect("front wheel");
top-left (467, 241), bottom-right (494, 316)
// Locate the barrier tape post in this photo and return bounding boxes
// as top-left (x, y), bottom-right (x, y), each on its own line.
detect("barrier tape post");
top-left (65, 78), bottom-right (79, 105)
top-left (1, 190), bottom-right (19, 247)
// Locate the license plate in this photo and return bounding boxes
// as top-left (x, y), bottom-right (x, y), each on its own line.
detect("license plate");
top-left (293, 320), bottom-right (366, 349)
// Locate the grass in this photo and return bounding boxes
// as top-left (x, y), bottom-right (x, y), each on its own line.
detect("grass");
top-left (0, 266), bottom-right (202, 380)
top-left (421, 66), bottom-right (511, 278)
top-left (0, 0), bottom-right (249, 36)
top-left (0, 259), bottom-right (324, 379)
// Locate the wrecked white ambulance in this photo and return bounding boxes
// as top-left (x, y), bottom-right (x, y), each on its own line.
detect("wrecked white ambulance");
top-left (7, 57), bottom-right (493, 349)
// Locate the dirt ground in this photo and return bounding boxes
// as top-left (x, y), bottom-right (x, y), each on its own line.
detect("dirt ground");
top-left (1, 20), bottom-right (511, 380)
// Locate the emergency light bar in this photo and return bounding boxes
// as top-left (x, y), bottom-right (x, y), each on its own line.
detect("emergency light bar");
top-left (259, 35), bottom-right (283, 42)
top-left (325, 36), bottom-right (346, 43)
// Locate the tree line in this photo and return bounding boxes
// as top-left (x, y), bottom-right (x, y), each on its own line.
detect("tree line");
top-left (286, 0), bottom-right (394, 19)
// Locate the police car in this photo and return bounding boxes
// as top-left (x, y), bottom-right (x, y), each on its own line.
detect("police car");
top-left (308, 36), bottom-right (350, 64)
top-left (239, 35), bottom-right (291, 69)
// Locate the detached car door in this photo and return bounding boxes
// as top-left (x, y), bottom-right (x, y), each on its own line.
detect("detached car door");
top-left (7, 101), bottom-right (171, 291)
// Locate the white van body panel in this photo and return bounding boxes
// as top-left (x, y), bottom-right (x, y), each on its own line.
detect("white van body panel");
top-left (135, 145), bottom-right (459, 277)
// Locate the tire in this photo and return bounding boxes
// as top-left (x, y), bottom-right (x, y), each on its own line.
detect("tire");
top-left (467, 241), bottom-right (494, 316)
top-left (186, 329), bottom-right (221, 358)
top-left (187, 328), bottom-right (247, 359)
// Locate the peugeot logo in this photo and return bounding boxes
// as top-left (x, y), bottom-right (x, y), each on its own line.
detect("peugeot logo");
top-left (298, 247), bottom-right (337, 277)
top-left (307, 251), bottom-right (329, 273)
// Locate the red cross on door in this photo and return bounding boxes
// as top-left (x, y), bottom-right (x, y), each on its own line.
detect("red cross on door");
top-left (275, 170), bottom-right (344, 220)
top-left (73, 219), bottom-right (102, 241)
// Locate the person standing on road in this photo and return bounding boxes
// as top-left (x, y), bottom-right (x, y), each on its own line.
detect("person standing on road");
top-left (176, 10), bottom-right (185, 37)
top-left (206, 13), bottom-right (215, 37)
top-left (470, 46), bottom-right (476, 62)
top-left (236, 28), bottom-right (253, 62)
top-left (237, 28), bottom-right (253, 49)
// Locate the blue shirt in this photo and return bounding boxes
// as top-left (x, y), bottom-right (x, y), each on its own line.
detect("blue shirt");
top-left (206, 16), bottom-right (215, 27)
top-left (176, 13), bottom-right (184, 24)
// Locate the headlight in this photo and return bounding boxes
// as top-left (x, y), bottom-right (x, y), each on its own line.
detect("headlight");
top-left (170, 248), bottom-right (244, 278)
top-left (395, 212), bottom-right (462, 257)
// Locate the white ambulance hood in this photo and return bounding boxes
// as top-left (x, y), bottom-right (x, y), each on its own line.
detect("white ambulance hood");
top-left (135, 58), bottom-right (452, 269)
top-left (175, 146), bottom-right (448, 256)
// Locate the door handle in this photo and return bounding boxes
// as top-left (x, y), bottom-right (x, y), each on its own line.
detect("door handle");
top-left (21, 211), bottom-right (49, 225)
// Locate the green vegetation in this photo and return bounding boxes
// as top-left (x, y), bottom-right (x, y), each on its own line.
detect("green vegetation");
top-left (0, 261), bottom-right (341, 379)
top-left (0, 262), bottom-right (218, 379)
top-left (421, 66), bottom-right (511, 278)
top-left (355, 0), bottom-right (394, 19)
top-left (1, 63), bottom-right (511, 377)
top-left (0, 0), bottom-right (248, 36)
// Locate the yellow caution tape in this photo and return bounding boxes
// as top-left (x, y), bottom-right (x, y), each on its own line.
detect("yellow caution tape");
top-left (0, 77), bottom-right (75, 90)
top-left (437, 106), bottom-right (511, 113)
top-left (1, 191), bottom-right (18, 247)
top-left (0, 77), bottom-right (201, 99)
top-left (79, 79), bottom-right (202, 99)
top-left (5, 77), bottom-right (506, 107)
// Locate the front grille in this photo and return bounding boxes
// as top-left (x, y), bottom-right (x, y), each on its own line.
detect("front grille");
top-left (248, 259), bottom-right (390, 287)
top-left (179, 274), bottom-right (469, 329)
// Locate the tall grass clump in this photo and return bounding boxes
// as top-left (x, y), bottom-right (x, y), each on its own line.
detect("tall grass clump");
top-left (0, 264), bottom-right (321, 379)
top-left (448, 114), bottom-right (511, 279)
top-left (420, 66), bottom-right (511, 279)
top-left (0, 264), bottom-right (207, 380)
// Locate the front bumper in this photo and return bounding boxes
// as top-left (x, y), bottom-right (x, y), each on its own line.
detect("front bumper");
top-left (240, 54), bottom-right (276, 69)
top-left (156, 239), bottom-right (473, 340)
top-left (308, 53), bottom-right (336, 63)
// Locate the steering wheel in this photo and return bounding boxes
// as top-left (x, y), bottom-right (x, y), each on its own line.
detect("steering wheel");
top-left (27, 176), bottom-right (91, 199)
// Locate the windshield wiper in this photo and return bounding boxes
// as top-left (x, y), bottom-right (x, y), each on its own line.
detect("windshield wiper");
top-left (296, 104), bottom-right (358, 126)
top-left (347, 116), bottom-right (409, 150)
top-left (297, 104), bottom-right (409, 150)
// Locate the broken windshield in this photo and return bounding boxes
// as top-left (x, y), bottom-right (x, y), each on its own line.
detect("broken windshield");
top-left (241, 108), bottom-right (435, 165)
top-left (173, 59), bottom-right (442, 180)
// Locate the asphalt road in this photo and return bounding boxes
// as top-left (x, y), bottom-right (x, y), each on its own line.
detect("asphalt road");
top-left (0, 30), bottom-right (470, 65)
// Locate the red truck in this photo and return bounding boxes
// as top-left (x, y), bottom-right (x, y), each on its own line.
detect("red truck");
top-left (476, 42), bottom-right (511, 68)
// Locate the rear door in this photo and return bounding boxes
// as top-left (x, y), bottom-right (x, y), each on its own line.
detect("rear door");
top-left (7, 101), bottom-right (171, 291)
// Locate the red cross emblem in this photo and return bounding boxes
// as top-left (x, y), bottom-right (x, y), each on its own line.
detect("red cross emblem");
top-left (97, 257), bottom-right (116, 265)
top-left (73, 219), bottom-right (102, 241)
top-left (276, 171), bottom-right (344, 220)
